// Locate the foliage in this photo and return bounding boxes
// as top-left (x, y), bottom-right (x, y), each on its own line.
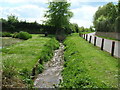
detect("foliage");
top-left (3, 59), bottom-right (17, 79)
top-left (18, 31), bottom-right (32, 40)
top-left (79, 26), bottom-right (95, 33)
top-left (36, 64), bottom-right (44, 74)
top-left (44, 1), bottom-right (73, 34)
top-left (7, 14), bottom-right (19, 23)
top-left (12, 32), bottom-right (19, 38)
top-left (59, 33), bottom-right (118, 88)
top-left (115, 16), bottom-right (120, 32)
top-left (13, 31), bottom-right (32, 40)
top-left (2, 35), bottom-right (59, 87)
top-left (2, 32), bottom-right (12, 37)
top-left (1, 15), bottom-right (56, 34)
top-left (93, 2), bottom-right (119, 32)
top-left (40, 38), bottom-right (59, 62)
top-left (69, 23), bottom-right (79, 33)
top-left (18, 67), bottom-right (34, 88)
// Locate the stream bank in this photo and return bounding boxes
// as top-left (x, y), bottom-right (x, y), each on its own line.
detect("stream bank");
top-left (34, 43), bottom-right (64, 88)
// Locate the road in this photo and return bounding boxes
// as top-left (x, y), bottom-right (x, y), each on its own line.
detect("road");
top-left (82, 32), bottom-right (120, 58)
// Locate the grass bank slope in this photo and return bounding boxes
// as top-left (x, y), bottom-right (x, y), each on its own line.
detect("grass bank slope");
top-left (2, 34), bottom-right (59, 88)
top-left (60, 33), bottom-right (118, 88)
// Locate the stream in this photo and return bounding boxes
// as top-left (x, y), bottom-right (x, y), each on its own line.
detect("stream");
top-left (34, 43), bottom-right (64, 88)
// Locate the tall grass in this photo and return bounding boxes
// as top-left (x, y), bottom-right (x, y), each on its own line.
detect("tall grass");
top-left (2, 34), bottom-right (59, 88)
top-left (60, 33), bottom-right (118, 88)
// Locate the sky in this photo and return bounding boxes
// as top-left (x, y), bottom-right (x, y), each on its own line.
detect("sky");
top-left (0, 0), bottom-right (118, 28)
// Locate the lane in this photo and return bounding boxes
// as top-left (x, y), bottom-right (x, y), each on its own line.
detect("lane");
top-left (82, 32), bottom-right (120, 58)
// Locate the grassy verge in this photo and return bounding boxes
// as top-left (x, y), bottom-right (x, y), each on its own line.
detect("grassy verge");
top-left (2, 37), bottom-right (23, 47)
top-left (96, 35), bottom-right (120, 41)
top-left (79, 32), bottom-right (94, 34)
top-left (60, 33), bottom-right (118, 88)
top-left (2, 34), bottom-right (59, 88)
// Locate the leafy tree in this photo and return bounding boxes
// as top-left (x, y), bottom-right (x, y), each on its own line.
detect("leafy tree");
top-left (79, 26), bottom-right (85, 32)
top-left (93, 2), bottom-right (118, 32)
top-left (0, 18), bottom-right (7, 23)
top-left (44, 0), bottom-right (73, 34)
top-left (69, 23), bottom-right (79, 33)
top-left (7, 14), bottom-right (19, 23)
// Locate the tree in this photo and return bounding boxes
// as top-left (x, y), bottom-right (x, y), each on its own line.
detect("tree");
top-left (93, 2), bottom-right (118, 32)
top-left (7, 14), bottom-right (19, 23)
top-left (44, 0), bottom-right (73, 34)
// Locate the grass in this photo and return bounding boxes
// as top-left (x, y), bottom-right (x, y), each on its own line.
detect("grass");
top-left (2, 34), bottom-right (59, 88)
top-left (60, 33), bottom-right (118, 88)
top-left (2, 37), bottom-right (23, 47)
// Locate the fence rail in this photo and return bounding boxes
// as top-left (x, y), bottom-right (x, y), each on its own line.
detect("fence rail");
top-left (79, 33), bottom-right (119, 58)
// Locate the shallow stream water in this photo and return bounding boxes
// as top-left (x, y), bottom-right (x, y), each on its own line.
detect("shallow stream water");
top-left (34, 43), bottom-right (64, 88)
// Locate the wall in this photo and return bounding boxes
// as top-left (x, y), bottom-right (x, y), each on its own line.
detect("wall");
top-left (95, 32), bottom-right (120, 40)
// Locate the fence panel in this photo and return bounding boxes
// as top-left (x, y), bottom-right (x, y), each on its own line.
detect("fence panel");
top-left (80, 33), bottom-right (120, 58)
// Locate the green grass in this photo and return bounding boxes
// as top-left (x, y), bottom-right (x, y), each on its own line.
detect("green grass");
top-left (2, 34), bottom-right (59, 87)
top-left (2, 35), bottom-right (49, 71)
top-left (2, 37), bottom-right (23, 47)
top-left (60, 33), bottom-right (118, 88)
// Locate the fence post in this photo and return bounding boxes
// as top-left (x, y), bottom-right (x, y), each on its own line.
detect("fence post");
top-left (86, 34), bottom-right (88, 41)
top-left (94, 37), bottom-right (97, 46)
top-left (84, 34), bottom-right (85, 39)
top-left (89, 36), bottom-right (92, 43)
top-left (111, 41), bottom-right (115, 56)
top-left (101, 38), bottom-right (104, 50)
top-left (79, 33), bottom-right (81, 37)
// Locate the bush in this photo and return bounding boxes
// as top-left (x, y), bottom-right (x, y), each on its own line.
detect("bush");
top-left (12, 32), bottom-right (19, 38)
top-left (13, 31), bottom-right (32, 40)
top-left (18, 31), bottom-right (32, 40)
top-left (2, 32), bottom-right (12, 37)
top-left (40, 38), bottom-right (59, 62)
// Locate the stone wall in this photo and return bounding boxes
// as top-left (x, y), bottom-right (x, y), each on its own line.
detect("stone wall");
top-left (95, 32), bottom-right (120, 40)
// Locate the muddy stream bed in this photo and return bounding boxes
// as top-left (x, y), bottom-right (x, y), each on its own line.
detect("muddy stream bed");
top-left (34, 43), bottom-right (64, 88)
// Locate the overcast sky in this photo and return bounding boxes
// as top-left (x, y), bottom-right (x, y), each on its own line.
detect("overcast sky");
top-left (0, 0), bottom-right (118, 28)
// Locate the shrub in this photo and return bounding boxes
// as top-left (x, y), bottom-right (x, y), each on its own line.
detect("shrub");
top-left (2, 32), bottom-right (12, 37)
top-left (13, 31), bottom-right (32, 40)
top-left (12, 32), bottom-right (19, 38)
top-left (18, 31), bottom-right (32, 40)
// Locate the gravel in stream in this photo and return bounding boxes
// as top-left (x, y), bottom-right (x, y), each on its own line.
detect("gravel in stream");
top-left (34, 43), bottom-right (64, 88)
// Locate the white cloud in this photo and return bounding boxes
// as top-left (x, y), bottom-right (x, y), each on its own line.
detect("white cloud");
top-left (0, 0), bottom-right (117, 27)
top-left (68, 0), bottom-right (117, 3)
top-left (70, 5), bottom-right (98, 28)
top-left (0, 0), bottom-right (47, 3)
top-left (0, 0), bottom-right (118, 3)
top-left (70, 18), bottom-right (93, 28)
top-left (1, 5), bottom-right (47, 24)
